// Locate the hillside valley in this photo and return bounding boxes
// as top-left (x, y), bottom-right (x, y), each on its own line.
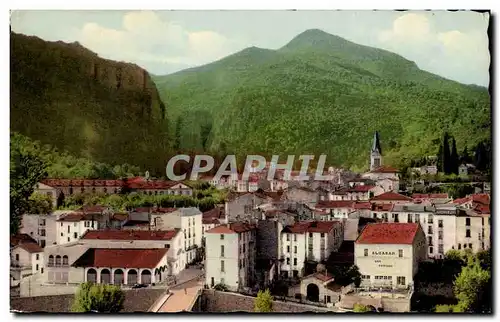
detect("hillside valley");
top-left (154, 29), bottom-right (491, 170)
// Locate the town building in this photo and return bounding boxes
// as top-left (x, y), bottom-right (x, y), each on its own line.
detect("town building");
top-left (20, 213), bottom-right (59, 248)
top-left (280, 221), bottom-right (344, 278)
top-left (370, 131), bottom-right (383, 171)
top-left (370, 191), bottom-right (413, 204)
top-left (205, 223), bottom-right (257, 292)
top-left (11, 236), bottom-right (44, 282)
top-left (355, 223), bottom-right (427, 288)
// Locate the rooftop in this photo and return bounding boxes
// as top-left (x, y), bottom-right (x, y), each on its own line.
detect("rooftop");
top-left (356, 223), bottom-right (420, 245)
top-left (282, 221), bottom-right (340, 234)
top-left (72, 248), bottom-right (169, 268)
top-left (369, 165), bottom-right (399, 173)
top-left (370, 191), bottom-right (413, 202)
top-left (16, 242), bottom-right (43, 253)
top-left (316, 200), bottom-right (354, 209)
top-left (206, 223), bottom-right (256, 234)
top-left (81, 229), bottom-right (179, 241)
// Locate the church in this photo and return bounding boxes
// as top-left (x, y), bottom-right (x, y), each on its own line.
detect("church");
top-left (362, 131), bottom-right (400, 192)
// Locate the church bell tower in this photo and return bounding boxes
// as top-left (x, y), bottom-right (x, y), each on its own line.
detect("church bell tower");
top-left (370, 131), bottom-right (382, 171)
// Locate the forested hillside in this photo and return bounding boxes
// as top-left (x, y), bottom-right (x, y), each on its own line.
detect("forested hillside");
top-left (10, 32), bottom-right (171, 175)
top-left (154, 29), bottom-right (490, 170)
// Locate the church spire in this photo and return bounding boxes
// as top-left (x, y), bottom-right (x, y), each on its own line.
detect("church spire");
top-left (370, 131), bottom-right (382, 171)
top-left (372, 131), bottom-right (382, 155)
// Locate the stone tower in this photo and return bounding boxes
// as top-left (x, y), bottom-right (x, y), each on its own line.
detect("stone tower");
top-left (370, 131), bottom-right (382, 171)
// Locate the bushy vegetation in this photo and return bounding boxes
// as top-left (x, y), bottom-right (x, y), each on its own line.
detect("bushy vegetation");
top-left (59, 185), bottom-right (227, 212)
top-left (254, 289), bottom-right (273, 312)
top-left (353, 303), bottom-right (371, 312)
top-left (11, 32), bottom-right (170, 175)
top-left (11, 132), bottom-right (141, 179)
top-left (154, 29), bottom-right (490, 170)
top-left (71, 282), bottom-right (125, 313)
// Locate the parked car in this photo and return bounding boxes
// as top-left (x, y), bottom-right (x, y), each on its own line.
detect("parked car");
top-left (131, 283), bottom-right (147, 289)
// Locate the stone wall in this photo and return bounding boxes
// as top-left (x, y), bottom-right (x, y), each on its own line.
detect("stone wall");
top-left (196, 290), bottom-right (331, 312)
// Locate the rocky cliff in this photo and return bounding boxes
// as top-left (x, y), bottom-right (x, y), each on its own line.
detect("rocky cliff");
top-left (10, 32), bottom-right (170, 173)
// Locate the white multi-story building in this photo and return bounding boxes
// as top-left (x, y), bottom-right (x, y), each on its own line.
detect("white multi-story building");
top-left (56, 212), bottom-right (100, 245)
top-left (279, 221), bottom-right (344, 278)
top-left (21, 213), bottom-right (60, 248)
top-left (205, 223), bottom-right (257, 291)
top-left (150, 207), bottom-right (203, 264)
top-left (11, 242), bottom-right (44, 280)
top-left (43, 229), bottom-right (184, 284)
top-left (355, 222), bottom-right (427, 288)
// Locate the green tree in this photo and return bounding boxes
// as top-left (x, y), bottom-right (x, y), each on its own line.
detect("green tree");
top-left (71, 282), bottom-right (125, 313)
top-left (27, 192), bottom-right (53, 214)
top-left (442, 132), bottom-right (451, 174)
top-left (10, 145), bottom-right (47, 234)
top-left (254, 289), bottom-right (273, 312)
top-left (450, 137), bottom-right (459, 175)
top-left (453, 259), bottom-right (491, 312)
top-left (353, 303), bottom-right (371, 312)
top-left (347, 265), bottom-right (362, 287)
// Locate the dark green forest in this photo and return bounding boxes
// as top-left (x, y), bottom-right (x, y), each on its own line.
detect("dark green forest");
top-left (154, 29), bottom-right (491, 171)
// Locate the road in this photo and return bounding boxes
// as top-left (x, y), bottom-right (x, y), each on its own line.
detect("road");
top-left (158, 277), bottom-right (203, 312)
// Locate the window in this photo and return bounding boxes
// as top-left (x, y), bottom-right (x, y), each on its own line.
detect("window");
top-left (466, 218), bottom-right (471, 226)
top-left (286, 234), bottom-right (290, 241)
top-left (220, 260), bottom-right (225, 272)
top-left (408, 214), bottom-right (413, 223)
top-left (364, 249), bottom-right (368, 257)
top-left (36, 264), bottom-right (39, 271)
top-left (293, 258), bottom-right (297, 266)
top-left (36, 254), bottom-right (39, 260)
top-left (294, 235), bottom-right (297, 242)
top-left (40, 219), bottom-right (46, 226)
top-left (40, 240), bottom-right (46, 248)
top-left (67, 226), bottom-right (70, 233)
top-left (62, 255), bottom-right (68, 266)
top-left (60, 233), bottom-right (63, 237)
top-left (15, 254), bottom-right (19, 261)
top-left (294, 246), bottom-right (297, 254)
top-left (415, 214), bottom-right (420, 222)
top-left (438, 231), bottom-right (443, 240)
top-left (428, 236), bottom-right (433, 246)
top-left (468, 243), bottom-right (472, 249)
top-left (429, 247), bottom-right (433, 254)
top-left (221, 245), bottom-right (225, 258)
top-left (211, 277), bottom-right (215, 287)
top-left (73, 232), bottom-right (77, 239)
top-left (361, 275), bottom-right (370, 279)
top-left (397, 276), bottom-right (406, 285)
top-left (394, 213), bottom-right (399, 223)
top-left (373, 213), bottom-right (378, 219)
top-left (55, 255), bottom-right (61, 266)
top-left (466, 229), bottom-right (471, 238)
top-left (438, 220), bottom-right (443, 228)
top-left (428, 215), bottom-right (433, 224)
top-left (39, 229), bottom-right (46, 237)
top-left (309, 233), bottom-right (313, 238)
top-left (286, 258), bottom-right (290, 265)
top-left (482, 218), bottom-right (484, 226)
top-left (67, 237), bottom-right (70, 242)
top-left (438, 244), bottom-right (444, 254)
top-left (398, 249), bottom-right (403, 258)
top-left (320, 233), bottom-right (325, 238)
top-left (165, 244), bottom-right (170, 249)
top-left (220, 234), bottom-right (224, 240)
top-left (287, 246), bottom-right (290, 253)
top-left (48, 255), bottom-right (54, 266)
top-left (458, 244), bottom-right (462, 250)
top-left (60, 222), bottom-right (63, 227)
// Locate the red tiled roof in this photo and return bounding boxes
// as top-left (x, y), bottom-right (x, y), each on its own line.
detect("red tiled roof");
top-left (202, 218), bottom-right (221, 225)
top-left (316, 200), bottom-right (354, 209)
top-left (282, 221), bottom-right (340, 234)
top-left (354, 202), bottom-right (372, 210)
top-left (72, 248), bottom-right (168, 269)
top-left (10, 234), bottom-right (38, 247)
top-left (371, 203), bottom-right (395, 212)
top-left (370, 192), bottom-right (413, 202)
top-left (203, 207), bottom-right (225, 220)
top-left (206, 223), bottom-right (256, 234)
top-left (18, 243), bottom-right (43, 253)
top-left (473, 204), bottom-right (490, 214)
top-left (472, 194), bottom-right (490, 205)
top-left (81, 229), bottom-right (179, 241)
top-left (311, 272), bottom-right (334, 282)
top-left (370, 166), bottom-right (399, 173)
top-left (453, 197), bottom-right (471, 205)
top-left (347, 185), bottom-right (375, 192)
top-left (356, 223), bottom-right (419, 245)
top-left (413, 193), bottom-right (449, 199)
top-left (57, 212), bottom-right (98, 222)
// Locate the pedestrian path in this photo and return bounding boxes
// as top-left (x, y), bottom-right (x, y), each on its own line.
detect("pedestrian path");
top-left (158, 279), bottom-right (202, 312)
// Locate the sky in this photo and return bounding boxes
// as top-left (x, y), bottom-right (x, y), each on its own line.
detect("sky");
top-left (10, 10), bottom-right (490, 86)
